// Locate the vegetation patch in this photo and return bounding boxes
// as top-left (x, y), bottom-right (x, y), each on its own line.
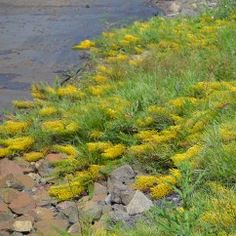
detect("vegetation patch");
top-left (0, 2), bottom-right (235, 235)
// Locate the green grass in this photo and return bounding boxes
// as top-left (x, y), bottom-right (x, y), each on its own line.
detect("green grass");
top-left (0, 1), bottom-right (236, 235)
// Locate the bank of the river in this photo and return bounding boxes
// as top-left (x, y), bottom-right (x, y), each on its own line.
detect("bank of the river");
top-left (0, 0), bottom-right (159, 112)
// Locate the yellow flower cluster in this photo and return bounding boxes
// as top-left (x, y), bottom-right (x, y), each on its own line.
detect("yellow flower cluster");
top-left (87, 142), bottom-right (112, 153)
top-left (135, 169), bottom-right (181, 199)
top-left (121, 34), bottom-right (138, 45)
top-left (42, 120), bottom-right (79, 134)
top-left (73, 39), bottom-right (95, 49)
top-left (136, 116), bottom-right (154, 127)
top-left (171, 145), bottom-right (202, 165)
top-left (0, 136), bottom-right (34, 152)
top-left (89, 130), bottom-right (104, 139)
top-left (57, 85), bottom-right (85, 99)
top-left (39, 106), bottom-right (57, 116)
top-left (23, 151), bottom-right (45, 162)
top-left (0, 121), bottom-right (29, 134)
top-left (0, 148), bottom-right (11, 158)
top-left (129, 143), bottom-right (154, 155)
top-left (53, 144), bottom-right (78, 158)
top-left (101, 144), bottom-right (126, 159)
top-left (169, 97), bottom-right (198, 108)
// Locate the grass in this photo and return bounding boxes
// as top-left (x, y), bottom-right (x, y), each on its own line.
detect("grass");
top-left (0, 1), bottom-right (236, 235)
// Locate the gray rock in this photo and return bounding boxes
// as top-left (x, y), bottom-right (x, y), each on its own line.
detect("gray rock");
top-left (108, 165), bottom-right (135, 186)
top-left (127, 191), bottom-right (153, 215)
top-left (79, 201), bottom-right (103, 222)
top-left (0, 232), bottom-right (10, 236)
top-left (12, 220), bottom-right (33, 232)
top-left (0, 202), bottom-right (14, 222)
top-left (105, 194), bottom-right (111, 205)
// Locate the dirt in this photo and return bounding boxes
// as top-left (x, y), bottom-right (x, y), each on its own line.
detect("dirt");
top-left (0, 0), bottom-right (160, 113)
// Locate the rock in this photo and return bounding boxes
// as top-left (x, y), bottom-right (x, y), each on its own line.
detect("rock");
top-left (108, 165), bottom-right (135, 186)
top-left (105, 194), bottom-right (111, 205)
top-left (57, 201), bottom-right (78, 224)
top-left (0, 159), bottom-right (23, 178)
top-left (33, 188), bottom-right (56, 206)
top-left (169, 2), bottom-right (182, 13)
top-left (0, 231), bottom-right (10, 236)
top-left (14, 158), bottom-right (34, 174)
top-left (12, 220), bottom-right (33, 232)
top-left (127, 191), bottom-right (153, 215)
top-left (109, 207), bottom-right (129, 224)
top-left (0, 188), bottom-right (20, 204)
top-left (108, 165), bottom-right (136, 205)
top-left (35, 218), bottom-right (69, 236)
top-left (11, 232), bottom-right (24, 236)
top-left (0, 202), bottom-right (14, 222)
top-left (28, 173), bottom-right (41, 184)
top-left (9, 192), bottom-right (36, 215)
top-left (79, 200), bottom-right (103, 222)
top-left (68, 222), bottom-right (81, 235)
top-left (36, 160), bottom-right (52, 177)
top-left (0, 220), bottom-right (12, 231)
top-left (33, 207), bottom-right (55, 221)
top-left (46, 153), bottom-right (65, 166)
top-left (0, 174), bottom-right (34, 190)
top-left (92, 183), bottom-right (108, 202)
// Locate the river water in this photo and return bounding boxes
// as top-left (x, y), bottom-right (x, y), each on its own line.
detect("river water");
top-left (0, 0), bottom-right (159, 113)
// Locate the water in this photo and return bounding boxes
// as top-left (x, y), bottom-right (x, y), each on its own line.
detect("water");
top-left (0, 0), bottom-right (160, 112)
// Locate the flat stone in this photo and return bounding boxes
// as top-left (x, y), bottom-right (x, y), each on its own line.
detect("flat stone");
top-left (12, 220), bottom-right (33, 232)
top-left (0, 174), bottom-right (34, 190)
top-left (0, 220), bottom-right (12, 231)
top-left (127, 191), bottom-right (153, 215)
top-left (9, 192), bottom-right (36, 215)
top-left (0, 159), bottom-right (23, 178)
top-left (33, 207), bottom-right (55, 221)
top-left (0, 188), bottom-right (20, 204)
top-left (33, 188), bottom-right (55, 206)
top-left (11, 232), bottom-right (24, 236)
top-left (12, 220), bottom-right (33, 233)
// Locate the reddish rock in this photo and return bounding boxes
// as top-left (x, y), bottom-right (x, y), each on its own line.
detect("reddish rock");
top-left (0, 220), bottom-right (13, 231)
top-left (92, 183), bottom-right (108, 202)
top-left (0, 174), bottom-right (34, 190)
top-left (0, 159), bottom-right (23, 178)
top-left (0, 188), bottom-right (20, 204)
top-left (33, 207), bottom-right (55, 221)
top-left (33, 188), bottom-right (55, 206)
top-left (46, 153), bottom-right (65, 166)
top-left (9, 192), bottom-right (36, 215)
top-left (35, 219), bottom-right (69, 236)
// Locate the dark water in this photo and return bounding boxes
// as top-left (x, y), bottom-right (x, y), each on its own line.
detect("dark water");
top-left (0, 0), bottom-right (160, 112)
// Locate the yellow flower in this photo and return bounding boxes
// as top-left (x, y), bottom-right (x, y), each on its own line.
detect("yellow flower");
top-left (0, 136), bottom-right (34, 151)
top-left (135, 130), bottom-right (158, 142)
top-left (169, 97), bottom-right (198, 108)
top-left (0, 121), bottom-right (29, 134)
top-left (53, 144), bottom-right (78, 158)
top-left (0, 148), bottom-right (11, 158)
top-left (89, 84), bottom-right (111, 96)
top-left (101, 144), bottom-right (126, 159)
top-left (87, 142), bottom-right (112, 152)
top-left (129, 143), bottom-right (154, 155)
top-left (13, 100), bottom-right (34, 109)
top-left (150, 183), bottom-right (172, 199)
top-left (39, 106), bottom-right (57, 116)
top-left (135, 175), bottom-right (159, 191)
top-left (171, 145), bottom-right (202, 165)
top-left (88, 165), bottom-right (102, 179)
top-left (31, 84), bottom-right (44, 99)
top-left (121, 34), bottom-right (138, 44)
top-left (23, 151), bottom-right (45, 162)
top-left (57, 85), bottom-right (84, 98)
top-left (73, 39), bottom-right (95, 49)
